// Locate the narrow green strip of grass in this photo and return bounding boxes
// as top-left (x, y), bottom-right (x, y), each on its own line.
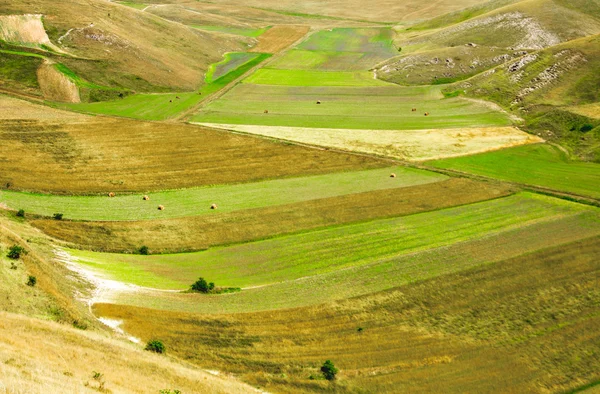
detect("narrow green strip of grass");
top-left (0, 166), bottom-right (445, 221)
top-left (191, 25), bottom-right (271, 38)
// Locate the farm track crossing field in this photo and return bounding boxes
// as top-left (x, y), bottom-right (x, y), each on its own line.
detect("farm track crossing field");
top-left (191, 84), bottom-right (513, 130)
top-left (428, 144), bottom-right (600, 198)
top-left (0, 166), bottom-right (445, 220)
top-left (55, 53), bottom-right (271, 121)
top-left (248, 25), bottom-right (310, 53)
top-left (94, 235), bottom-right (600, 393)
top-left (32, 178), bottom-right (515, 253)
top-left (0, 95), bottom-right (385, 193)
top-left (67, 193), bottom-right (600, 291)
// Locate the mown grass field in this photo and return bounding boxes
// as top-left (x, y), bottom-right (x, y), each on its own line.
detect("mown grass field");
top-left (33, 178), bottom-right (515, 253)
top-left (248, 25), bottom-right (310, 53)
top-left (55, 53), bottom-right (271, 120)
top-left (191, 84), bottom-right (513, 130)
top-left (67, 193), bottom-right (600, 291)
top-left (0, 166), bottom-right (442, 220)
top-left (0, 95), bottom-right (384, 193)
top-left (95, 235), bottom-right (600, 393)
top-left (191, 25), bottom-right (271, 37)
top-left (428, 144), bottom-right (600, 198)
top-left (269, 28), bottom-right (398, 71)
top-left (244, 68), bottom-right (390, 86)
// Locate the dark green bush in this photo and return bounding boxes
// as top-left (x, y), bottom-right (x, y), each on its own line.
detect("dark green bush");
top-left (27, 275), bottom-right (37, 287)
top-left (320, 360), bottom-right (338, 381)
top-left (16, 209), bottom-right (25, 218)
top-left (53, 213), bottom-right (63, 220)
top-left (145, 340), bottom-right (166, 354)
top-left (191, 277), bottom-right (214, 293)
top-left (138, 245), bottom-right (149, 255)
top-left (7, 245), bottom-right (26, 260)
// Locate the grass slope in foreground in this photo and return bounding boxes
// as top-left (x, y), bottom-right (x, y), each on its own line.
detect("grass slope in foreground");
top-left (55, 53), bottom-right (271, 121)
top-left (428, 144), bottom-right (600, 198)
top-left (94, 235), bottom-right (600, 394)
top-left (68, 193), bottom-right (600, 291)
top-left (0, 166), bottom-right (443, 221)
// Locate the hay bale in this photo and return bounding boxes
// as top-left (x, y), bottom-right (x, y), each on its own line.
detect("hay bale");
top-left (264, 110), bottom-right (269, 114)
top-left (390, 173), bottom-right (396, 178)
top-left (143, 195), bottom-right (150, 201)
top-left (424, 112), bottom-right (429, 116)
top-left (157, 205), bottom-right (164, 210)
top-left (210, 203), bottom-right (218, 210)
top-left (108, 192), bottom-right (115, 197)
top-left (411, 108), bottom-right (417, 112)
top-left (316, 100), bottom-right (321, 104)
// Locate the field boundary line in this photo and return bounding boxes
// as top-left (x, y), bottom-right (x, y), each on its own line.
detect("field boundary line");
top-left (176, 27), bottom-right (318, 122)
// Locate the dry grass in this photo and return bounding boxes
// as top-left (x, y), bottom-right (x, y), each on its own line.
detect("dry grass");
top-left (0, 312), bottom-right (261, 393)
top-left (0, 0), bottom-right (245, 91)
top-left (199, 123), bottom-right (542, 161)
top-left (0, 95), bottom-right (384, 193)
top-left (568, 103), bottom-right (600, 119)
top-left (248, 25), bottom-right (310, 54)
top-left (36, 61), bottom-right (80, 103)
top-left (32, 178), bottom-right (516, 253)
top-left (94, 235), bottom-right (600, 393)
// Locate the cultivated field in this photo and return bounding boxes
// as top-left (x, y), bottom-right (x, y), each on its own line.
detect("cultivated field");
top-left (191, 84), bottom-right (513, 130)
top-left (428, 143), bottom-right (600, 198)
top-left (93, 235), bottom-right (600, 393)
top-left (2, 166), bottom-right (443, 220)
top-left (248, 25), bottom-right (310, 53)
top-left (67, 193), bottom-right (600, 293)
top-left (191, 25), bottom-right (271, 38)
top-left (0, 95), bottom-right (384, 193)
top-left (32, 178), bottom-right (515, 253)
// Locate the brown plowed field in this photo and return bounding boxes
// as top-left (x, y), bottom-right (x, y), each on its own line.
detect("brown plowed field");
top-left (249, 25), bottom-right (310, 53)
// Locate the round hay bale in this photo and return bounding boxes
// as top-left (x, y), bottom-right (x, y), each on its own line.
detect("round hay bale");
top-left (143, 195), bottom-right (150, 201)
top-left (316, 100), bottom-right (321, 104)
top-left (390, 173), bottom-right (396, 178)
top-left (424, 112), bottom-right (429, 116)
top-left (210, 203), bottom-right (218, 210)
top-left (108, 192), bottom-right (115, 197)
top-left (157, 205), bottom-right (165, 211)
top-left (264, 109), bottom-right (269, 114)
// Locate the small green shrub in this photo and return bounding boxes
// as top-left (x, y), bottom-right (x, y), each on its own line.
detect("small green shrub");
top-left (145, 340), bottom-right (166, 354)
top-left (159, 390), bottom-right (181, 394)
top-left (320, 360), bottom-right (338, 381)
top-left (53, 213), bottom-right (63, 220)
top-left (16, 209), bottom-right (25, 218)
top-left (580, 124), bottom-right (594, 132)
top-left (7, 245), bottom-right (26, 260)
top-left (138, 245), bottom-right (149, 255)
top-left (191, 277), bottom-right (213, 293)
top-left (26, 275), bottom-right (37, 287)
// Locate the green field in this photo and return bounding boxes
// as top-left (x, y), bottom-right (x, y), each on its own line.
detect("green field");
top-left (56, 53), bottom-right (271, 120)
top-left (0, 166), bottom-right (445, 221)
top-left (428, 144), bottom-right (600, 198)
top-left (115, 1), bottom-right (147, 10)
top-left (269, 28), bottom-right (398, 71)
top-left (68, 193), bottom-right (600, 293)
top-left (244, 69), bottom-right (389, 86)
top-left (191, 25), bottom-right (270, 37)
top-left (192, 84), bottom-right (512, 129)
top-left (205, 52), bottom-right (262, 83)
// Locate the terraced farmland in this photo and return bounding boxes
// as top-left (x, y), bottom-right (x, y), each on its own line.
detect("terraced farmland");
top-left (67, 193), bottom-right (600, 295)
top-left (1, 166), bottom-right (442, 220)
top-left (33, 178), bottom-right (515, 253)
top-left (93, 234), bottom-right (600, 393)
top-left (428, 144), bottom-right (600, 198)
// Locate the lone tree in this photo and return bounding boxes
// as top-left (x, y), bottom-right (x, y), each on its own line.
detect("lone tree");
top-left (320, 360), bottom-right (338, 381)
top-left (138, 245), bottom-right (149, 255)
top-left (191, 277), bottom-right (215, 293)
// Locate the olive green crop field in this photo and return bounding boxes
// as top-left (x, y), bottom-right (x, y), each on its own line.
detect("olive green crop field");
top-left (1, 166), bottom-right (442, 220)
top-left (429, 144), bottom-right (600, 198)
top-left (68, 193), bottom-right (600, 294)
top-left (33, 178), bottom-right (514, 253)
top-left (95, 235), bottom-right (600, 393)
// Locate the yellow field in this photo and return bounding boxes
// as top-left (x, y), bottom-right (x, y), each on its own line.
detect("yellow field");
top-left (248, 25), bottom-right (310, 53)
top-left (568, 103), bottom-right (600, 119)
top-left (196, 123), bottom-right (543, 161)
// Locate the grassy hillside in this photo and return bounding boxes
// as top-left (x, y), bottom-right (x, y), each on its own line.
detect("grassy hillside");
top-left (428, 143), bottom-right (600, 198)
top-left (95, 234), bottom-right (600, 393)
top-left (0, 0), bottom-right (245, 92)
